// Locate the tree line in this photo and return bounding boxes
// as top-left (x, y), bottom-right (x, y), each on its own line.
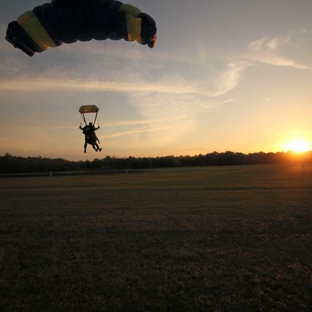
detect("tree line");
top-left (0, 151), bottom-right (311, 174)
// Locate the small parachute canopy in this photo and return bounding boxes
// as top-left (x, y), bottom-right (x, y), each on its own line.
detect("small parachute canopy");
top-left (79, 105), bottom-right (99, 114)
top-left (5, 0), bottom-right (157, 57)
top-left (79, 105), bottom-right (99, 125)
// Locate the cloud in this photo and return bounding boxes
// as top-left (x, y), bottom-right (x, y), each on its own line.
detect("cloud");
top-left (214, 62), bottom-right (250, 96)
top-left (247, 36), bottom-right (311, 70)
top-left (102, 115), bottom-right (187, 128)
top-left (267, 37), bottom-right (290, 50)
top-left (223, 99), bottom-right (234, 103)
top-left (249, 36), bottom-right (290, 51)
top-left (100, 126), bottom-right (168, 140)
top-left (249, 37), bottom-right (268, 51)
top-left (0, 63), bottom-right (246, 96)
top-left (248, 52), bottom-right (310, 70)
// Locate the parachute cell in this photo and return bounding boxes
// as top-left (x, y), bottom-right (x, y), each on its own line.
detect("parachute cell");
top-left (6, 0), bottom-right (157, 57)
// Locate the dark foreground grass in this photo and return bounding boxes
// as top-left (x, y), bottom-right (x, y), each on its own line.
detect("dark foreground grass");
top-left (0, 165), bottom-right (311, 311)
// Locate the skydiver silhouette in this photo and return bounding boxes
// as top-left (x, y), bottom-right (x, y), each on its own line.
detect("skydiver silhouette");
top-left (79, 122), bottom-right (102, 153)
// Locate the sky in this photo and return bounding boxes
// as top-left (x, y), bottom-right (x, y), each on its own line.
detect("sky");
top-left (1, 0), bottom-right (312, 161)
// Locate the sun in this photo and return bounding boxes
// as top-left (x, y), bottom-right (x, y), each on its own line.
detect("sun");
top-left (284, 138), bottom-right (311, 153)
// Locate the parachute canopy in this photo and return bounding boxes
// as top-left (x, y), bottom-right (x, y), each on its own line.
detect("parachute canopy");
top-left (79, 105), bottom-right (99, 125)
top-left (79, 105), bottom-right (99, 114)
top-left (6, 0), bottom-right (157, 57)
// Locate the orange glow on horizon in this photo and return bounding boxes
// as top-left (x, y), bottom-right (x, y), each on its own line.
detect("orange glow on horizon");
top-left (284, 138), bottom-right (311, 153)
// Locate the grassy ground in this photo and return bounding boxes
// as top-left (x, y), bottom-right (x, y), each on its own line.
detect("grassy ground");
top-left (0, 164), bottom-right (311, 311)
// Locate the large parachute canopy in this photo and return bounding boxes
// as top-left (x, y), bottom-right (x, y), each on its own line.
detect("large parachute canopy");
top-left (6, 0), bottom-right (157, 57)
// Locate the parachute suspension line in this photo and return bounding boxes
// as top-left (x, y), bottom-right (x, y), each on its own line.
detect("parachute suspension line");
top-left (67, 39), bottom-right (129, 111)
top-left (93, 111), bottom-right (99, 125)
top-left (96, 40), bottom-right (130, 110)
top-left (34, 40), bottom-right (129, 129)
top-left (93, 39), bottom-right (110, 109)
top-left (81, 113), bottom-right (87, 126)
top-left (80, 112), bottom-right (97, 126)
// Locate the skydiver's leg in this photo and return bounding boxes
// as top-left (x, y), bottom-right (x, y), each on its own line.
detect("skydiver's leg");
top-left (94, 139), bottom-right (102, 152)
top-left (95, 143), bottom-right (102, 152)
top-left (96, 143), bottom-right (102, 152)
top-left (84, 136), bottom-right (88, 153)
top-left (93, 133), bottom-right (100, 143)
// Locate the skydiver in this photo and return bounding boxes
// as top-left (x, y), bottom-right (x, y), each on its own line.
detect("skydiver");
top-left (79, 122), bottom-right (102, 153)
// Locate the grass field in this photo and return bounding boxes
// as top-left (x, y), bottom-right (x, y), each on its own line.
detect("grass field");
top-left (0, 164), bottom-right (311, 311)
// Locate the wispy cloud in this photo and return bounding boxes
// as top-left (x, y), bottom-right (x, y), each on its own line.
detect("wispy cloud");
top-left (264, 56), bottom-right (309, 69)
top-left (223, 99), bottom-right (234, 103)
top-left (214, 62), bottom-right (250, 96)
top-left (249, 37), bottom-right (268, 51)
top-left (249, 36), bottom-right (290, 51)
top-left (100, 126), bottom-right (168, 140)
top-left (247, 36), bottom-right (311, 70)
top-left (102, 115), bottom-right (187, 128)
top-left (267, 37), bottom-right (290, 50)
top-left (0, 62), bottom-right (247, 97)
top-left (248, 52), bottom-right (311, 70)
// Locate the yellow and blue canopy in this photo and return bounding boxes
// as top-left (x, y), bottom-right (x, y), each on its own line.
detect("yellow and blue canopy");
top-left (6, 0), bottom-right (157, 57)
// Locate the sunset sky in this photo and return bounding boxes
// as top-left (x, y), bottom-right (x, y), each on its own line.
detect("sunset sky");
top-left (1, 0), bottom-right (312, 161)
